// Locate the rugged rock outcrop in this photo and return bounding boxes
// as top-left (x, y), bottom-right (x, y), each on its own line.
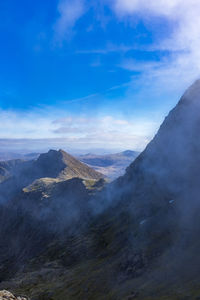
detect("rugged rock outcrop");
top-left (35, 149), bottom-right (103, 181)
top-left (0, 290), bottom-right (28, 300)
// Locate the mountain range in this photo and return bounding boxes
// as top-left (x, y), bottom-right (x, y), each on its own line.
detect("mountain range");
top-left (78, 150), bottom-right (139, 179)
top-left (0, 150), bottom-right (139, 180)
top-left (0, 152), bottom-right (40, 161)
top-left (1, 81), bottom-right (200, 299)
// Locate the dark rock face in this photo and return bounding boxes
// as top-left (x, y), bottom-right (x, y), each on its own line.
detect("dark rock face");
top-left (32, 150), bottom-right (66, 179)
top-left (35, 149), bottom-right (103, 180)
top-left (113, 80), bottom-right (200, 218)
top-left (87, 80), bottom-right (200, 298)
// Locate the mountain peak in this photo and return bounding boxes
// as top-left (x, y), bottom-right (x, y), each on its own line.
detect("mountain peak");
top-left (122, 150), bottom-right (136, 157)
top-left (36, 149), bottom-right (103, 181)
top-left (121, 80), bottom-right (200, 209)
top-left (179, 79), bottom-right (200, 106)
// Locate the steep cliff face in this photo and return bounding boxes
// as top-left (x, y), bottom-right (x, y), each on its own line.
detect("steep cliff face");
top-left (113, 80), bottom-right (200, 218)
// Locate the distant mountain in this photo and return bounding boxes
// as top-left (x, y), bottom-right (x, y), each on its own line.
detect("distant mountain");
top-left (0, 149), bottom-right (104, 203)
top-left (0, 149), bottom-right (103, 182)
top-left (0, 152), bottom-right (40, 161)
top-left (78, 150), bottom-right (139, 179)
top-left (34, 149), bottom-right (103, 181)
top-left (0, 150), bottom-right (139, 180)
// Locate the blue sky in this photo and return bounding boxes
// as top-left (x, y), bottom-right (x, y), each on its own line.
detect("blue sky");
top-left (0, 0), bottom-right (200, 152)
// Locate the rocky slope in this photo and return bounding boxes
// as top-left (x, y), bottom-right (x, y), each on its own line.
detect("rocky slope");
top-left (36, 149), bottom-right (103, 181)
top-left (0, 149), bottom-right (104, 202)
top-left (0, 150), bottom-right (105, 289)
top-left (0, 159), bottom-right (24, 183)
top-left (1, 81), bottom-right (200, 299)
top-left (0, 290), bottom-right (28, 300)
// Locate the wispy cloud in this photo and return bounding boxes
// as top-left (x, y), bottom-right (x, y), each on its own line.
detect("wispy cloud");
top-left (113, 0), bottom-right (183, 17)
top-left (76, 44), bottom-right (138, 54)
top-left (112, 0), bottom-right (200, 93)
top-left (54, 0), bottom-right (86, 43)
top-left (54, 0), bottom-right (200, 94)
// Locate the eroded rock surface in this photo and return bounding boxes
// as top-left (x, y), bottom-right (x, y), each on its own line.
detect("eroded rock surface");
top-left (0, 290), bottom-right (28, 300)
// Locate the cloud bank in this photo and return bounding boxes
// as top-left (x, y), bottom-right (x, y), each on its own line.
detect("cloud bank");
top-left (0, 110), bottom-right (158, 152)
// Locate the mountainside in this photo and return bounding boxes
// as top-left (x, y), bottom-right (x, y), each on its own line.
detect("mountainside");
top-left (1, 81), bottom-right (200, 299)
top-left (0, 149), bottom-right (104, 235)
top-left (0, 159), bottom-right (25, 183)
top-left (78, 150), bottom-right (139, 179)
top-left (34, 149), bottom-right (103, 181)
top-left (0, 149), bottom-right (103, 195)
top-left (116, 79), bottom-right (200, 212)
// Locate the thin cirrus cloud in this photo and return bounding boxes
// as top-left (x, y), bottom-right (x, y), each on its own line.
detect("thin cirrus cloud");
top-left (113, 0), bottom-right (199, 93)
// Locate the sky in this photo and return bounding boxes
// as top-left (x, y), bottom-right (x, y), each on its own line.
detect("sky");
top-left (0, 0), bottom-right (200, 153)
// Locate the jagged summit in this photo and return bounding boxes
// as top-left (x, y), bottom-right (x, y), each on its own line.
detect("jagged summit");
top-left (0, 149), bottom-right (104, 203)
top-left (35, 149), bottom-right (103, 180)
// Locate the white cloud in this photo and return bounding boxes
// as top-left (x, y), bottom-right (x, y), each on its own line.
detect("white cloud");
top-left (51, 114), bottom-right (158, 150)
top-left (112, 0), bottom-right (200, 93)
top-left (54, 0), bottom-right (85, 42)
top-left (0, 110), bottom-right (159, 151)
top-left (53, 0), bottom-right (200, 95)
top-left (113, 0), bottom-right (183, 17)
top-left (0, 110), bottom-right (57, 139)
